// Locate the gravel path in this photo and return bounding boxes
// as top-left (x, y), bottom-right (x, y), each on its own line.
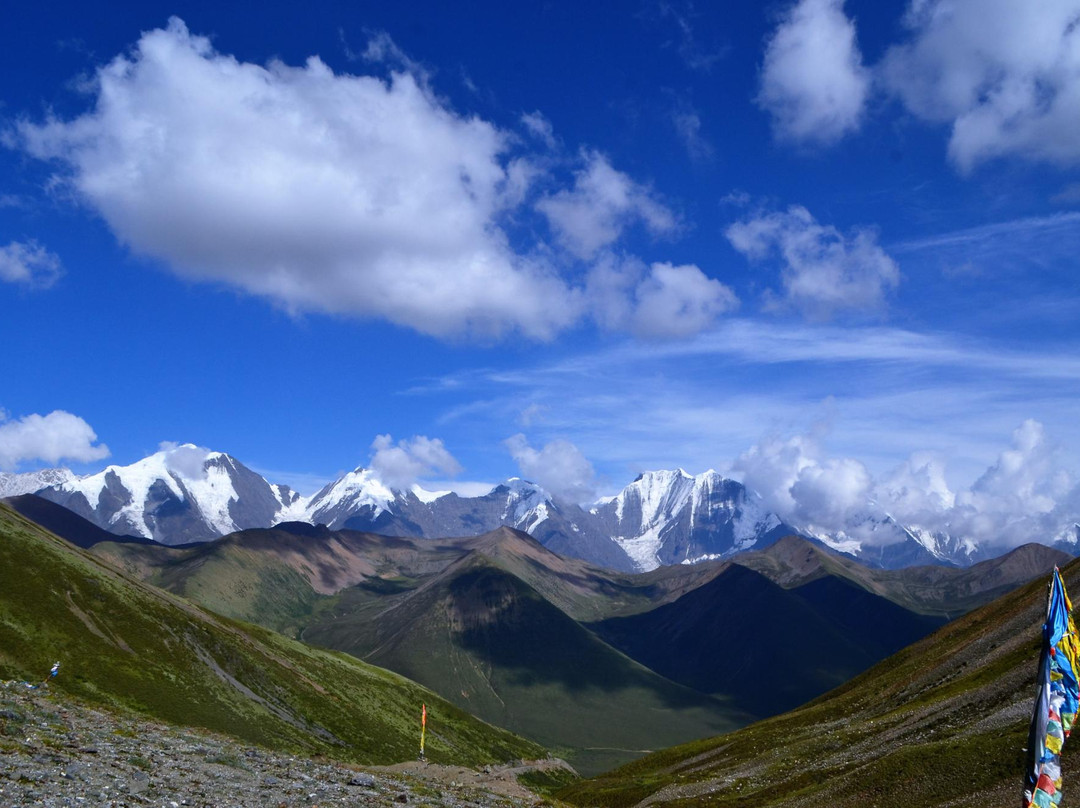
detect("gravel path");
top-left (0, 682), bottom-right (570, 808)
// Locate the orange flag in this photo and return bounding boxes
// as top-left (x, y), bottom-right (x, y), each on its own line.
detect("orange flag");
top-left (420, 703), bottom-right (427, 756)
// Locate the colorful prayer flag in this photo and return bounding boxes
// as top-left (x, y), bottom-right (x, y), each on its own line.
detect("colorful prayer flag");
top-left (1024, 568), bottom-right (1080, 808)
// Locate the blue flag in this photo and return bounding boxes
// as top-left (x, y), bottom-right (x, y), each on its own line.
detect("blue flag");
top-left (1024, 568), bottom-right (1080, 808)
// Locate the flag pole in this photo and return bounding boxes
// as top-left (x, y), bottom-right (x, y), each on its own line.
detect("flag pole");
top-left (420, 703), bottom-right (427, 760)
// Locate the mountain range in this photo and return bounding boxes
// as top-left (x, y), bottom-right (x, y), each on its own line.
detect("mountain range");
top-left (10, 491), bottom-right (1066, 774)
top-left (4, 443), bottom-right (1075, 572)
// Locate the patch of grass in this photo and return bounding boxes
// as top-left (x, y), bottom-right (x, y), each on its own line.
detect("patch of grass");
top-left (127, 754), bottom-right (152, 770)
top-left (205, 751), bottom-right (247, 769)
top-left (517, 766), bottom-right (580, 798)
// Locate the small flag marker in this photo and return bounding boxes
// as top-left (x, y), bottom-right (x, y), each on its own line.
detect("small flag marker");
top-left (420, 703), bottom-right (427, 760)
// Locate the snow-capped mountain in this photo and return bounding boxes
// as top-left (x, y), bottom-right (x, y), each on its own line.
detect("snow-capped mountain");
top-left (0, 467), bottom-right (76, 498)
top-left (590, 469), bottom-right (792, 571)
top-left (297, 472), bottom-right (636, 570)
top-left (795, 512), bottom-right (965, 569)
top-left (32, 445), bottom-right (299, 545)
top-left (10, 446), bottom-right (1076, 571)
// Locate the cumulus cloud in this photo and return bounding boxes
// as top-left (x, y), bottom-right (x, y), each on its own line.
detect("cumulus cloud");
top-left (0, 240), bottom-right (63, 288)
top-left (0, 410), bottom-right (110, 470)
top-left (537, 151), bottom-right (677, 260)
top-left (948, 420), bottom-right (1076, 545)
top-left (586, 254), bottom-right (738, 338)
top-left (504, 433), bottom-right (597, 502)
top-left (757, 0), bottom-right (870, 144)
top-left (734, 429), bottom-right (874, 533)
top-left (876, 451), bottom-right (956, 526)
top-left (13, 19), bottom-right (721, 342)
top-left (14, 18), bottom-right (581, 340)
top-left (881, 0), bottom-right (1080, 171)
top-left (737, 419), bottom-right (1080, 551)
top-left (726, 205), bottom-right (899, 318)
top-left (369, 434), bottom-right (463, 491)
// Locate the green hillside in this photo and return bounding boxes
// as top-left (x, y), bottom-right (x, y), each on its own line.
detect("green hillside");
top-left (559, 558), bottom-right (1080, 807)
top-left (303, 550), bottom-right (749, 775)
top-left (0, 502), bottom-right (542, 767)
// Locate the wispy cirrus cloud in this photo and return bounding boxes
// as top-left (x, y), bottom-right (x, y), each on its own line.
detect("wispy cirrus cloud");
top-left (411, 318), bottom-right (1080, 493)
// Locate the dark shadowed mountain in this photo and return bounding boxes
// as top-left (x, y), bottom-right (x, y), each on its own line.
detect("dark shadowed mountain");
top-left (588, 563), bottom-right (946, 714)
top-left (3, 494), bottom-right (154, 548)
top-left (560, 557), bottom-right (1080, 808)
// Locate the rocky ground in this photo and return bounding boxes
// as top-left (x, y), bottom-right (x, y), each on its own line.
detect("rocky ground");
top-left (0, 682), bottom-right (573, 808)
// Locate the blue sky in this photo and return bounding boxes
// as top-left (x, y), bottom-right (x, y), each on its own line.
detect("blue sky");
top-left (2, 1), bottom-right (1079, 545)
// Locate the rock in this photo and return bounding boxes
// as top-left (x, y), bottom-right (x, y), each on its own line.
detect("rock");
top-left (348, 773), bottom-right (376, 787)
top-left (128, 770), bottom-right (150, 794)
top-left (263, 775), bottom-right (281, 787)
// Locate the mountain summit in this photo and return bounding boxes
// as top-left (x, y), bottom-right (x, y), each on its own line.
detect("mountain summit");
top-left (32, 444), bottom-right (299, 544)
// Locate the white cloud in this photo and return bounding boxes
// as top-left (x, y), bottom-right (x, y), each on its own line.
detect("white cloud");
top-left (504, 433), bottom-right (597, 502)
top-left (537, 151), bottom-right (677, 260)
top-left (881, 0), bottom-right (1080, 171)
top-left (14, 19), bottom-right (716, 343)
top-left (733, 427), bottom-right (873, 533)
top-left (158, 441), bottom-right (211, 481)
top-left (949, 420), bottom-right (1076, 545)
top-left (521, 111), bottom-right (557, 149)
top-left (360, 30), bottom-right (429, 83)
top-left (671, 106), bottom-right (713, 161)
top-left (736, 419), bottom-right (1080, 551)
top-left (726, 205), bottom-right (899, 317)
top-left (0, 240), bottom-right (62, 288)
top-left (0, 410), bottom-right (110, 471)
top-left (586, 254), bottom-right (738, 338)
top-left (734, 432), bottom-right (818, 516)
top-left (15, 18), bottom-right (582, 340)
top-left (877, 451), bottom-right (956, 525)
top-left (757, 0), bottom-right (870, 144)
top-left (369, 434), bottom-right (463, 490)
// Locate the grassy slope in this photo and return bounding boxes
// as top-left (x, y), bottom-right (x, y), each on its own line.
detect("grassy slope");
top-left (304, 552), bottom-right (750, 776)
top-left (559, 558), bottom-right (1080, 808)
top-left (0, 503), bottom-right (542, 766)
